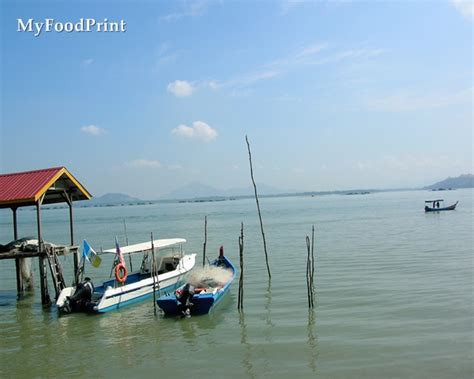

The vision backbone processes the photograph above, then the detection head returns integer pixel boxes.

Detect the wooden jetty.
[0,167,91,305]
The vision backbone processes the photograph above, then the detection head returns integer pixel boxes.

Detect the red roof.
[0,167,92,208]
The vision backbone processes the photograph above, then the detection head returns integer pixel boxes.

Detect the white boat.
[56,238,196,314]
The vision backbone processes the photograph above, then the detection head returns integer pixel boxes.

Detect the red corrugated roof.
[0,167,63,203]
[0,167,92,208]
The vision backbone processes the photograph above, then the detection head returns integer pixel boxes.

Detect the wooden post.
[245,135,271,279]
[37,197,50,305]
[124,219,133,271]
[12,207,24,297]
[306,226,316,309]
[63,191,78,281]
[238,222,244,311]
[306,236,313,308]
[311,225,315,292]
[202,216,207,267]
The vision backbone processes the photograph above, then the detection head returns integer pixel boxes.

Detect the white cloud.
[365,87,473,112]
[221,70,280,88]
[154,43,178,67]
[167,164,183,170]
[208,42,383,92]
[208,80,220,90]
[451,0,474,19]
[82,58,94,66]
[160,0,212,21]
[280,0,306,15]
[356,154,465,173]
[171,121,218,142]
[126,159,162,168]
[80,124,105,136]
[167,80,196,97]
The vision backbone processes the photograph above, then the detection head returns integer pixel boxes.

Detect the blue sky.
[1,0,472,198]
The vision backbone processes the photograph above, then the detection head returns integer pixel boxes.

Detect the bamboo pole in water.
[305,226,316,308]
[124,219,133,272]
[306,236,312,308]
[311,225,315,296]
[238,222,244,311]
[151,233,157,316]
[245,135,271,279]
[202,216,207,267]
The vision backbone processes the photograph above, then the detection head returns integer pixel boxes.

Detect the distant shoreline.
[11,187,466,211]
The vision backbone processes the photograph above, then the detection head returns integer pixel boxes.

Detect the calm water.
[0,190,472,378]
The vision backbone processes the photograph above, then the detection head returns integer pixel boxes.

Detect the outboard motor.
[176,283,195,318]
[60,278,94,314]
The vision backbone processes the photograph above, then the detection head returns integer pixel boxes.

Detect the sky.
[1,0,472,199]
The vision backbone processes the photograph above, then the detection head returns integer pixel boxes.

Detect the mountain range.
[161,181,292,200]
[87,193,141,205]
[89,174,473,204]
[423,174,474,190]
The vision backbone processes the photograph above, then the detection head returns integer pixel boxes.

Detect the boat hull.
[157,255,235,316]
[425,201,458,212]
[57,253,196,314]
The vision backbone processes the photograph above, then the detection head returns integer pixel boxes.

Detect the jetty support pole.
[62,191,78,282]
[245,135,271,279]
[12,207,24,297]
[36,195,50,306]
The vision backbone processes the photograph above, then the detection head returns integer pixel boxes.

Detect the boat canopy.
[102,238,186,255]
[425,199,444,203]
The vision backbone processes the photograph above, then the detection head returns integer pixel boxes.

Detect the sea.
[0,189,472,378]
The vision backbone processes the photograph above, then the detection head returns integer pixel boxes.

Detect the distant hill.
[89,193,141,205]
[424,174,474,190]
[163,182,222,199]
[162,181,290,200]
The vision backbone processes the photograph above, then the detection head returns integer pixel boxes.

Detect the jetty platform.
[0,167,91,305]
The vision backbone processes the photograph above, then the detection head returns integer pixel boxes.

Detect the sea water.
[0,189,472,378]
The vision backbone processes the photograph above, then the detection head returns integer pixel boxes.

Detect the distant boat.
[157,248,236,317]
[56,238,196,314]
[424,199,459,212]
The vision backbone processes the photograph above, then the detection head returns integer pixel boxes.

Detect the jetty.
[0,167,91,305]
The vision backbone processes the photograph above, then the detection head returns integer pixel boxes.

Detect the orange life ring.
[115,263,128,283]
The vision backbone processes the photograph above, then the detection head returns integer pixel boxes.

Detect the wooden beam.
[61,190,77,282]
[0,246,77,260]
[12,207,24,297]
[36,195,51,306]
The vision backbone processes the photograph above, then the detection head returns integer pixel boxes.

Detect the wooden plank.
[0,246,78,260]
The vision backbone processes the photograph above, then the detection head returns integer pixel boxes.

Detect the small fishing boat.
[156,247,236,317]
[57,238,196,314]
[424,199,459,212]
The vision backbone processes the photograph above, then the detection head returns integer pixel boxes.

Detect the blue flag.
[82,240,102,268]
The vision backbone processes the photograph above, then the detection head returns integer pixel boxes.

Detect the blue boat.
[157,248,236,317]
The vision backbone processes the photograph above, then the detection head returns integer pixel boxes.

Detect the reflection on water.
[264,280,275,338]
[239,312,255,379]
[177,316,198,343]
[0,290,17,307]
[307,308,317,373]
